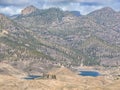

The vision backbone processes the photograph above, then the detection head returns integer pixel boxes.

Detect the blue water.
[79,71,100,77]
[24,75,41,80]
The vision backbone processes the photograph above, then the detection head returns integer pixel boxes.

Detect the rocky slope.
[0,13,59,74]
[0,6,120,75]
[13,6,120,66]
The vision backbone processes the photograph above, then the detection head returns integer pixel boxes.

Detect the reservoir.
[79,71,100,77]
[24,75,42,80]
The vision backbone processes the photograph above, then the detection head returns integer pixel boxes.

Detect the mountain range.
[0,5,120,74]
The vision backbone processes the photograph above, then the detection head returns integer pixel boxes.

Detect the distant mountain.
[87,7,120,46]
[88,7,116,15]
[0,6,120,75]
[87,7,117,25]
[70,11,81,16]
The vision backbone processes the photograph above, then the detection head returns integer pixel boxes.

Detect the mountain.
[0,6,120,75]
[0,13,60,74]
[70,11,81,16]
[13,6,120,67]
[14,7,85,66]
[88,7,120,31]
[88,7,116,16]
[0,6,120,90]
[87,7,120,46]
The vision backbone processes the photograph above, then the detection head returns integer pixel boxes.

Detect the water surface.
[79,71,100,77]
[24,75,41,80]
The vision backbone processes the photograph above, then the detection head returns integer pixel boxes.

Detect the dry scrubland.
[0,63,120,90]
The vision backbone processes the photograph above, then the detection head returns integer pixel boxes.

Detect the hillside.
[0,14,59,74]
[0,6,120,76]
[13,6,120,67]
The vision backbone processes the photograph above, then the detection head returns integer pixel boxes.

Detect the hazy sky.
[0,0,120,15]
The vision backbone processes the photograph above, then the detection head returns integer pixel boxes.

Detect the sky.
[0,0,120,15]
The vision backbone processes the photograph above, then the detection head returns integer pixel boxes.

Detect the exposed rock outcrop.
[21,5,37,15]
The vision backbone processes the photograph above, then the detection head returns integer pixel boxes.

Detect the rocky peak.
[21,5,38,15]
[99,7,116,13]
[88,7,116,16]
